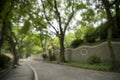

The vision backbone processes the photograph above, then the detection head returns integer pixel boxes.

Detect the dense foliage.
[87,55,101,65]
[0,54,10,68]
[70,39,83,48]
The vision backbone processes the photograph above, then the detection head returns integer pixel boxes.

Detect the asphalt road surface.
[28,60,120,80]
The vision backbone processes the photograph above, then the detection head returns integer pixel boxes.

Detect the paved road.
[3,62,33,80]
[29,61,120,80]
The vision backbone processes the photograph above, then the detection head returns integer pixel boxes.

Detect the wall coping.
[74,41,120,49]
[53,41,120,51]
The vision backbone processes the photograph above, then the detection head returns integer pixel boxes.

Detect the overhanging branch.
[40,0,58,34]
[64,0,75,33]
[54,0,62,33]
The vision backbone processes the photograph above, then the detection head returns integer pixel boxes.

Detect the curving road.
[28,60,120,80]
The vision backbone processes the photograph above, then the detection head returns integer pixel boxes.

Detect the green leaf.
[19,21,30,34]
[75,3,86,10]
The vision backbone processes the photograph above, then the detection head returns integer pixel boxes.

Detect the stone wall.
[53,41,120,62]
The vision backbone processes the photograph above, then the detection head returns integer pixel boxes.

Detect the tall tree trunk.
[102,0,116,70]
[0,23,5,52]
[11,44,18,66]
[59,34,65,62]
[7,36,18,66]
[107,26,116,70]
[0,20,7,54]
[0,27,4,52]
[0,0,14,53]
[39,34,45,51]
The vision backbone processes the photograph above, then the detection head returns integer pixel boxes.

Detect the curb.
[27,64,38,80]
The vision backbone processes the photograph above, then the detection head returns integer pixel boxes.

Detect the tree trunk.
[107,26,116,70]
[39,34,45,51]
[0,24,5,52]
[10,42,18,66]
[59,34,65,62]
[7,36,19,66]
[102,0,116,70]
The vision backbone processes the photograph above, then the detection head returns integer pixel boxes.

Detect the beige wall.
[53,41,120,62]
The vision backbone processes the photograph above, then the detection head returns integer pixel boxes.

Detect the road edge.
[27,64,38,80]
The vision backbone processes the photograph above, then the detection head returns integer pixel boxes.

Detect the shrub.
[69,61,112,71]
[84,33,96,43]
[42,53,56,61]
[51,53,56,61]
[48,53,57,61]
[70,39,83,48]
[87,55,101,64]
[42,54,48,60]
[0,54,11,68]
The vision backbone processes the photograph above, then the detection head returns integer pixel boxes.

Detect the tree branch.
[64,0,75,34]
[40,0,58,34]
[47,0,60,25]
[47,0,53,7]
[54,0,62,33]
[102,0,115,27]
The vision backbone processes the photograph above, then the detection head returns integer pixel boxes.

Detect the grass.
[67,61,113,71]
[45,60,120,72]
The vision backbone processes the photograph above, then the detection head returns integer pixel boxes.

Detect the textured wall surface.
[53,41,120,62]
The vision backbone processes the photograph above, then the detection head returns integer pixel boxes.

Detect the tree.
[40,0,76,62]
[0,0,15,53]
[6,34,18,66]
[52,37,60,49]
[0,0,39,66]
[22,32,42,55]
[32,9,48,51]
[70,39,83,48]
[65,33,76,47]
[95,22,108,41]
[101,0,120,70]
[0,0,20,66]
[11,25,29,65]
[74,0,107,43]
[12,0,48,52]
[75,25,96,43]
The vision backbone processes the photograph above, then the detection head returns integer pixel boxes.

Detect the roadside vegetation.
[68,56,120,72]
[0,54,11,71]
[68,61,112,71]
[45,56,120,72]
